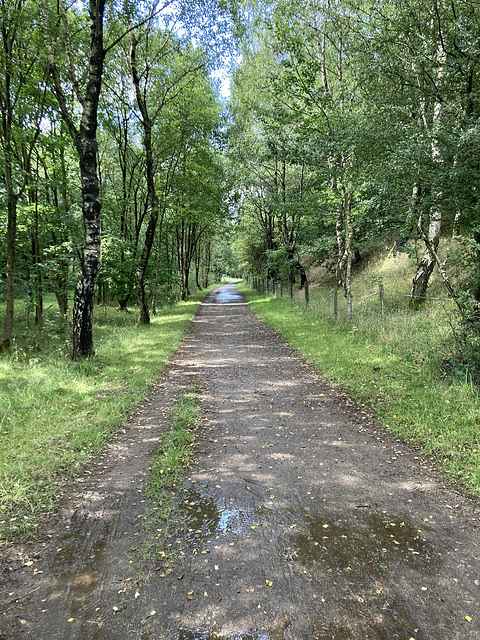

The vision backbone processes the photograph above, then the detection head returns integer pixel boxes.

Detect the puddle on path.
[179,488,257,542]
[179,488,434,574]
[175,615,290,640]
[176,630,271,640]
[50,516,111,618]
[285,512,435,576]
[176,490,436,640]
[214,284,244,304]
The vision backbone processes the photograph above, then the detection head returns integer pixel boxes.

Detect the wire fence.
[246,276,458,330]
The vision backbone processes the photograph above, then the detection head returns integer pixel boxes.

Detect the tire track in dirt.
[2,282,480,639]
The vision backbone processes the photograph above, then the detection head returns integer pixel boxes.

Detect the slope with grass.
[240,245,480,495]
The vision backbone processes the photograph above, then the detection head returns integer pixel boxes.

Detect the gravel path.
[2,282,480,639]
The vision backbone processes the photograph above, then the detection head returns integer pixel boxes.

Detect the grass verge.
[0,289,214,544]
[239,283,480,496]
[134,389,200,566]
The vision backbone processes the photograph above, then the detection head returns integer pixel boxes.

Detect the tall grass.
[0,288,215,543]
[239,246,480,496]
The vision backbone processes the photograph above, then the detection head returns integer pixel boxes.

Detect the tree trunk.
[1,194,18,350]
[54,285,69,322]
[135,190,158,324]
[0,17,18,350]
[130,33,159,325]
[335,198,345,290]
[31,184,43,326]
[343,185,354,319]
[151,214,164,316]
[72,134,102,357]
[411,23,446,304]
[410,207,441,304]
[195,247,202,290]
[203,240,211,288]
[43,0,106,358]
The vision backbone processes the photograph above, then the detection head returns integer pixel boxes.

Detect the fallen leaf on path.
[465,616,472,622]
[266,580,273,586]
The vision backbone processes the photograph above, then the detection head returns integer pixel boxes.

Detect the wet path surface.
[2,282,480,639]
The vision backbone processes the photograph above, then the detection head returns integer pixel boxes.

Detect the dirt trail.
[2,282,480,639]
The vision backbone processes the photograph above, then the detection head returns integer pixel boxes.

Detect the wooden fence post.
[379,283,386,328]
[334,280,338,319]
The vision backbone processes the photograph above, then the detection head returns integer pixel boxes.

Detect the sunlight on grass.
[240,270,480,496]
[0,286,217,543]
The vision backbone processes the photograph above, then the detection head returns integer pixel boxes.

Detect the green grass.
[134,389,200,566]
[147,389,200,497]
[239,270,480,496]
[0,289,214,544]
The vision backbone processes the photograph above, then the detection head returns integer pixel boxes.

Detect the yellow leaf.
[265,580,273,587]
[465,616,472,622]
[67,618,75,623]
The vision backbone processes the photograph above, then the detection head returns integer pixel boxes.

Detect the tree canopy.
[1,0,480,357]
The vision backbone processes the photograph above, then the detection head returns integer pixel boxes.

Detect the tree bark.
[1,193,18,350]
[411,15,446,303]
[0,6,17,350]
[72,1,105,357]
[410,206,441,304]
[130,33,159,325]
[42,0,106,358]
[343,184,354,319]
[203,240,211,288]
[30,177,43,326]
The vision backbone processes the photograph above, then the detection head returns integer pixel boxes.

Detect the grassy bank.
[0,288,215,543]
[240,283,480,496]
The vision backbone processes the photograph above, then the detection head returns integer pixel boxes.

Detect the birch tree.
[41,0,107,358]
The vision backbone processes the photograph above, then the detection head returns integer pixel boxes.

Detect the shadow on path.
[2,282,480,639]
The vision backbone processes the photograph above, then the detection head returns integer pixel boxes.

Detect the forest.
[1,0,480,365]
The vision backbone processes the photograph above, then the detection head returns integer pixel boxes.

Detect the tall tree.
[41,0,107,358]
[0,0,47,349]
